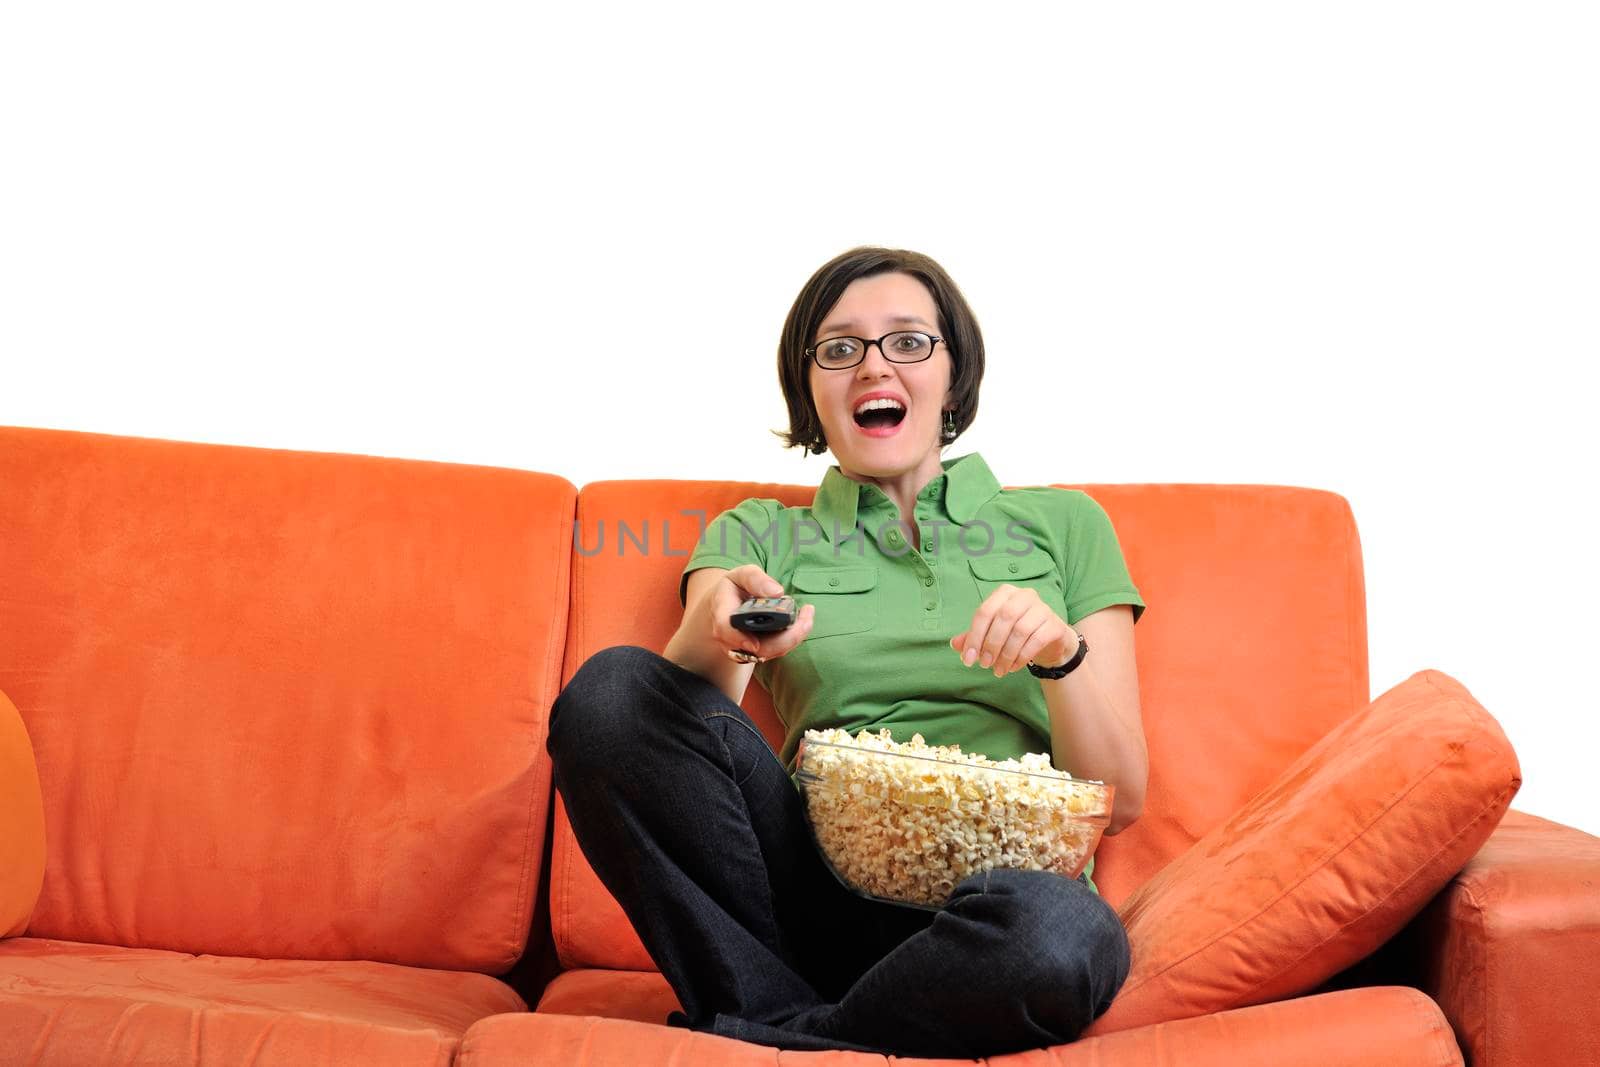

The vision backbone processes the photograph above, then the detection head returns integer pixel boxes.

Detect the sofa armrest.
[1,687,47,938]
[1387,809,1600,1067]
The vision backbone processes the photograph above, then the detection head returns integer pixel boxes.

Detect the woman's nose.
[855,341,893,376]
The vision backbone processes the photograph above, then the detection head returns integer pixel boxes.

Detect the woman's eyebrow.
[817,314,934,336]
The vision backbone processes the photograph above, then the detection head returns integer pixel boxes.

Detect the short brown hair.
[775,246,985,456]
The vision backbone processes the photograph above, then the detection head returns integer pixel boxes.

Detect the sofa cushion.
[536,967,680,1026]
[0,937,526,1065]
[1084,669,1520,1036]
[0,688,45,938]
[0,427,575,971]
[471,986,1459,1065]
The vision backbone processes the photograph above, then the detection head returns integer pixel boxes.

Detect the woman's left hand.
[950,585,1078,678]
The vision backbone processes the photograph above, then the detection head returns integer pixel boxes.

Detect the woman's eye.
[822,340,857,360]
[894,335,926,351]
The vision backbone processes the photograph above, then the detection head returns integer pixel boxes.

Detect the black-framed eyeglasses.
[805,331,943,370]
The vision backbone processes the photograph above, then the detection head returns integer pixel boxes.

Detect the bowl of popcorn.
[794,727,1114,910]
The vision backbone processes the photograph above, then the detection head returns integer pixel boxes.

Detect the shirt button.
[828,577,839,587]
[887,530,902,545]
[1008,562,1020,573]
[924,601,936,610]
[923,577,934,587]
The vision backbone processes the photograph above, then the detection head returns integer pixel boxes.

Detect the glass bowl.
[794,736,1114,910]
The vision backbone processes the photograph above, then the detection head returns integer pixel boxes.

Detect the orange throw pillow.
[1086,669,1520,1035]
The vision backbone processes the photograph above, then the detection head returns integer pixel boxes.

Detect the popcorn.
[795,727,1113,908]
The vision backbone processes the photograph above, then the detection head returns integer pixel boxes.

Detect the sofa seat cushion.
[462,985,1459,1065]
[0,937,526,1065]
[1085,670,1520,1037]
[536,968,680,1025]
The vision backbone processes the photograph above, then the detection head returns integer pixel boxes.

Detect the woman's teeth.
[853,398,907,428]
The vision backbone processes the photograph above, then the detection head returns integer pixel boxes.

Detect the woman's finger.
[722,602,814,665]
[1012,621,1064,676]
[725,564,784,600]
[993,603,1053,676]
[761,602,815,660]
[976,587,1034,669]
[958,587,1010,666]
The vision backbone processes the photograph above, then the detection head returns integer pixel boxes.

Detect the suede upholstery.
[1084,669,1520,1035]
[0,689,45,939]
[476,986,1462,1067]
[3,425,1596,1066]
[0,938,526,1065]
[0,427,572,971]
[1385,809,1600,1066]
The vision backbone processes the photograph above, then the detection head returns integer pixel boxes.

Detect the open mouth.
[853,399,907,431]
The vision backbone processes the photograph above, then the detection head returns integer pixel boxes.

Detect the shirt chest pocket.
[790,565,878,640]
[968,552,1068,616]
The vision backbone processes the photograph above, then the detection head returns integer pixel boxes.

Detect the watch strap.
[1027,633,1089,679]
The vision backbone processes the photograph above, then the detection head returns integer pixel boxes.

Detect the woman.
[546,247,1147,1058]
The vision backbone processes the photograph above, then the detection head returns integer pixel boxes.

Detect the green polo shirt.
[681,453,1146,897]
[682,453,1147,765]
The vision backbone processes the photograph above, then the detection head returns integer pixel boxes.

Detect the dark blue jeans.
[546,645,1131,1058]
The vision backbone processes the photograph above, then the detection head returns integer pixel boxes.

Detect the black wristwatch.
[1027,633,1089,679]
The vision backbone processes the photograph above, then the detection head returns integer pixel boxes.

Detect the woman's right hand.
[709,564,815,664]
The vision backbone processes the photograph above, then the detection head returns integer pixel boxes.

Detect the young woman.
[547,247,1147,1058]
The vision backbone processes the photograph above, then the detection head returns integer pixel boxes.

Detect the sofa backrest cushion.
[1083,482,1371,898]
[551,479,1371,972]
[0,427,574,971]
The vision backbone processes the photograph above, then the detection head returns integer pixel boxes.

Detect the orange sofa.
[2,425,1596,1066]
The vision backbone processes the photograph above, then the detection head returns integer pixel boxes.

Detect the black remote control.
[731,595,798,634]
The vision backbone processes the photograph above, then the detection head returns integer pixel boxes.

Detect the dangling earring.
[941,409,957,443]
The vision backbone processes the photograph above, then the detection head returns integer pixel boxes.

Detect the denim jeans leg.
[546,644,1130,1057]
[752,867,1132,1058]
[546,644,830,1028]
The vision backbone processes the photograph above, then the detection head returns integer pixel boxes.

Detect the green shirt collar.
[812,452,1002,539]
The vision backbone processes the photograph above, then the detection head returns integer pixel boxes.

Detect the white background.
[3,3,1596,834]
